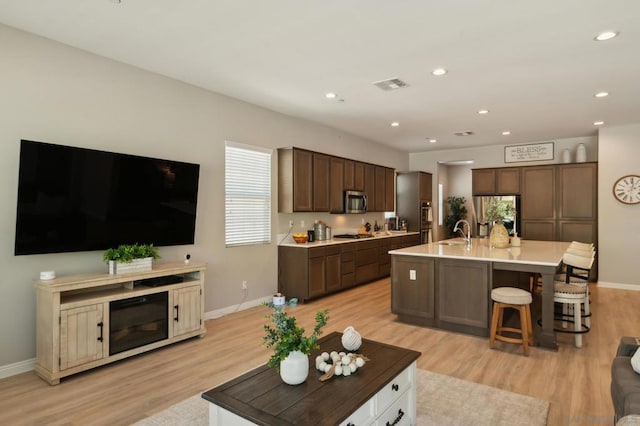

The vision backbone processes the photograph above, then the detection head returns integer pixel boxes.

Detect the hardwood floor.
[0,279,638,425]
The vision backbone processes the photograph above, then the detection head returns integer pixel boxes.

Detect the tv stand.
[35,262,206,385]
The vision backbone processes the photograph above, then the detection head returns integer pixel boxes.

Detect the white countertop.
[279,231,420,248]
[389,238,571,266]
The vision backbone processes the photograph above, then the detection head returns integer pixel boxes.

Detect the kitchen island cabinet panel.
[437,259,489,335]
[391,256,435,322]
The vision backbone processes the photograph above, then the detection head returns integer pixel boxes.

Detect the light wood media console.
[35,261,206,385]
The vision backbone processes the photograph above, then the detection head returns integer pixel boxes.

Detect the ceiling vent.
[454,131,474,136]
[372,78,409,91]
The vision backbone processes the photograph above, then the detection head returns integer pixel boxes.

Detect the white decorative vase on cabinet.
[279,350,309,385]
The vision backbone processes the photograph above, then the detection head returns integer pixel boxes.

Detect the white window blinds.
[225,143,272,247]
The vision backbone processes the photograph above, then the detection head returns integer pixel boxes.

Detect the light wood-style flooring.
[1,279,638,425]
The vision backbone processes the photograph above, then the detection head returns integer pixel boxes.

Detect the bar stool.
[490,287,533,355]
[552,252,594,348]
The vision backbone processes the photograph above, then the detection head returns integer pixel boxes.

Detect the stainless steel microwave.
[344,190,367,214]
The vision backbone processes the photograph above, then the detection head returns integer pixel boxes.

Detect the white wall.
[0,24,408,367]
[597,124,640,288]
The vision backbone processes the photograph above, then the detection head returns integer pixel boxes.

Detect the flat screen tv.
[15,140,200,255]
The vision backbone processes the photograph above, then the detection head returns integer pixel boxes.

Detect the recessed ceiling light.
[502,131,511,136]
[391,122,400,127]
[478,109,489,115]
[431,68,447,76]
[429,139,437,143]
[594,31,618,41]
[325,92,337,99]
[594,91,609,98]
[594,121,605,126]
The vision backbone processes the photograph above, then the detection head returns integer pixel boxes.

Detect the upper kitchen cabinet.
[329,157,345,213]
[385,168,395,212]
[278,147,395,213]
[420,172,432,201]
[521,166,555,220]
[344,160,365,191]
[472,167,520,195]
[558,163,597,220]
[364,164,376,211]
[278,148,313,212]
[374,166,386,211]
[313,153,330,212]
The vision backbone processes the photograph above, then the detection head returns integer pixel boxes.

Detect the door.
[437,259,489,329]
[172,286,202,337]
[391,256,435,320]
[521,166,555,220]
[60,304,105,370]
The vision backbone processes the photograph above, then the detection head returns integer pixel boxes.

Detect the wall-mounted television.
[15,140,200,255]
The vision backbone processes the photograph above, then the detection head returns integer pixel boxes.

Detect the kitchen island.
[389,238,570,349]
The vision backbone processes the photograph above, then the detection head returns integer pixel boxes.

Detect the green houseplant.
[103,243,160,274]
[445,196,468,237]
[263,306,329,384]
[484,197,516,223]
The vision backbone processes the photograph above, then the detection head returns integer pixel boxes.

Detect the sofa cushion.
[633,349,640,375]
[612,356,640,420]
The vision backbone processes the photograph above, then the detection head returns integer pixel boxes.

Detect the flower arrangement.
[102,243,160,263]
[485,197,516,223]
[262,306,329,369]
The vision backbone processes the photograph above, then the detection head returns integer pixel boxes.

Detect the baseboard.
[597,281,640,291]
[0,358,35,380]
[205,295,272,320]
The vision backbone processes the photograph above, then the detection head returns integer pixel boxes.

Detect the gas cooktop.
[333,234,373,239]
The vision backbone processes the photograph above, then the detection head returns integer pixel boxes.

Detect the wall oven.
[344,190,367,214]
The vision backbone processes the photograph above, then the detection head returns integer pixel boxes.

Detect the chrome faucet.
[453,220,471,245]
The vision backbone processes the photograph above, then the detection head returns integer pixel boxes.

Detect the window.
[225,142,272,247]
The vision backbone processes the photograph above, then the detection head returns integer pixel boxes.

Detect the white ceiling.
[1,0,639,153]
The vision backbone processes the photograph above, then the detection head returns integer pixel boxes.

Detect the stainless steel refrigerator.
[472,195,520,238]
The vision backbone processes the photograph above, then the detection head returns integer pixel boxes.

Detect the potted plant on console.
[103,243,160,275]
[263,306,329,385]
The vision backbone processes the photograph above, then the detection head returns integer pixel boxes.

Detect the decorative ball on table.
[341,326,362,351]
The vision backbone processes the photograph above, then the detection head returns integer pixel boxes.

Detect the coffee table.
[202,331,421,425]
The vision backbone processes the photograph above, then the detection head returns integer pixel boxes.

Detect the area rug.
[134,369,549,425]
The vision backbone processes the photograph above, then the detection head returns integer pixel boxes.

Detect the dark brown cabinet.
[329,157,345,213]
[391,256,435,321]
[437,259,489,332]
[364,164,376,211]
[420,172,432,201]
[313,153,330,212]
[278,147,394,213]
[385,168,395,212]
[472,167,520,195]
[278,148,313,212]
[520,162,597,244]
[374,166,386,211]
[278,235,419,302]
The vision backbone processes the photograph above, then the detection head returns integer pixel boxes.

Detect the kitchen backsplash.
[277,212,390,236]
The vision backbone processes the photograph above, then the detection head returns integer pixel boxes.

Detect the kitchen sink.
[437,240,468,246]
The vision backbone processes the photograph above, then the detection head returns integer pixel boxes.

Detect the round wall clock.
[613,175,640,204]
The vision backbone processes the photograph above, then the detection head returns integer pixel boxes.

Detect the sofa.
[612,336,640,424]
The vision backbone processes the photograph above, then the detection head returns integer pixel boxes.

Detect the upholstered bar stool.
[489,287,533,355]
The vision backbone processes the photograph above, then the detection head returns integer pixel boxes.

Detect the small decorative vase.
[575,143,587,163]
[561,149,571,163]
[279,350,309,385]
[510,232,521,247]
[342,326,362,351]
[489,221,510,248]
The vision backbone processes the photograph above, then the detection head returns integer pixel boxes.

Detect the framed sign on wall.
[504,142,554,163]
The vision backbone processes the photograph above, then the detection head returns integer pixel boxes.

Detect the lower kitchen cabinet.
[437,259,489,333]
[391,256,435,322]
[391,256,490,337]
[278,234,420,302]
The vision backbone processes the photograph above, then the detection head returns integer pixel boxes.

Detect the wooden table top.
[202,331,421,426]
